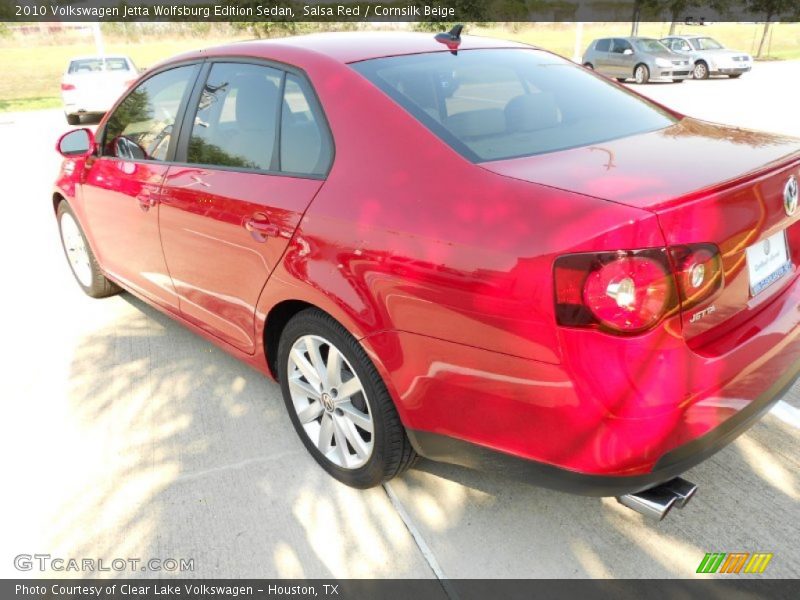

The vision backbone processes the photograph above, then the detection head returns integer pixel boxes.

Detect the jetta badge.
[785,175,799,216]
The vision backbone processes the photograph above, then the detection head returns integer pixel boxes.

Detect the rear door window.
[595,39,611,52]
[280,73,333,176]
[186,63,283,171]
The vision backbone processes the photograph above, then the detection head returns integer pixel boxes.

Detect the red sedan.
[53,31,800,519]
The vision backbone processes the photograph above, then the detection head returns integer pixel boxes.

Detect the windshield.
[352,49,677,162]
[690,37,724,50]
[635,39,670,53]
[68,57,133,74]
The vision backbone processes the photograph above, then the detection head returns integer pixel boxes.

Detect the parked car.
[61,55,139,125]
[660,35,753,79]
[582,37,692,83]
[52,31,800,520]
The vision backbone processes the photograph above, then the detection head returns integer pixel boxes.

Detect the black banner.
[4,579,800,600]
[3,0,800,23]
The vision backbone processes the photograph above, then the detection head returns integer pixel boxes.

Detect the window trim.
[173,56,335,180]
[97,60,203,165]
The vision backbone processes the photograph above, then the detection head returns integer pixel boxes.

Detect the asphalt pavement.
[0,60,798,580]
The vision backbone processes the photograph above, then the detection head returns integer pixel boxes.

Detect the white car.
[660,35,753,79]
[61,55,139,125]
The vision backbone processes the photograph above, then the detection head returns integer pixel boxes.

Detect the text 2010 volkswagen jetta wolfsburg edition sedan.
[53,31,800,519]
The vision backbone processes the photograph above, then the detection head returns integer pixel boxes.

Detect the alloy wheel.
[635,65,647,84]
[60,212,92,287]
[287,335,374,469]
[693,63,707,79]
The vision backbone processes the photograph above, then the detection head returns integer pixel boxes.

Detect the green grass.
[0,37,247,113]
[2,23,799,113]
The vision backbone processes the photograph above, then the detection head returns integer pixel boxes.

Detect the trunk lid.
[483,117,800,342]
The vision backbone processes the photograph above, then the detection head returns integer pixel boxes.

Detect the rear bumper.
[407,356,798,496]
[366,268,800,494]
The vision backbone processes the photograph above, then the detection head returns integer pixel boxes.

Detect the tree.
[747,0,799,58]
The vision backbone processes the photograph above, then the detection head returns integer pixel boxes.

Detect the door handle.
[136,189,159,212]
[244,213,280,241]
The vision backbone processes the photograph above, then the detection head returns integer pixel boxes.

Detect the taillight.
[554,244,724,335]
[554,249,678,334]
[669,243,724,310]
[61,83,76,91]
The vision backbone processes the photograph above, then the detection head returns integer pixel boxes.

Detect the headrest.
[505,93,560,132]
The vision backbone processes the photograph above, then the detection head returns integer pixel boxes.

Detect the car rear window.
[68,57,132,74]
[352,49,677,162]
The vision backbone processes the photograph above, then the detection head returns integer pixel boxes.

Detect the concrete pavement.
[0,61,798,580]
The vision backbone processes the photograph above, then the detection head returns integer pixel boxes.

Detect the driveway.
[1,60,798,580]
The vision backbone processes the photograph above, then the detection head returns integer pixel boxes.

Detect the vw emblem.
[763,238,771,255]
[785,175,799,217]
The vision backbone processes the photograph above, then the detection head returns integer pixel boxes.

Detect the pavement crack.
[382,481,458,599]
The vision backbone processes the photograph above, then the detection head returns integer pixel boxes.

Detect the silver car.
[660,35,752,80]
[582,37,692,84]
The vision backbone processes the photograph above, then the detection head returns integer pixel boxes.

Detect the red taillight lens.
[669,243,723,310]
[554,249,678,334]
[61,83,76,91]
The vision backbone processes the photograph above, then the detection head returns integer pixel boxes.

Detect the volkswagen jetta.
[52,32,800,515]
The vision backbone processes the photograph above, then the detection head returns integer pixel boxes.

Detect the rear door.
[158,61,333,353]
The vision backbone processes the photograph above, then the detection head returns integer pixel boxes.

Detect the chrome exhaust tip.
[661,477,698,509]
[616,477,697,520]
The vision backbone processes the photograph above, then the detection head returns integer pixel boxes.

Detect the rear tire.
[277,308,417,488]
[65,113,80,126]
[583,63,594,70]
[615,77,627,82]
[634,64,650,84]
[57,201,121,298]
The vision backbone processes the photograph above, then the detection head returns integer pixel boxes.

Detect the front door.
[609,38,635,78]
[81,64,199,310]
[159,62,333,352]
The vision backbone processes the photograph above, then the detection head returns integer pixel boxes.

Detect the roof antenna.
[435,24,463,55]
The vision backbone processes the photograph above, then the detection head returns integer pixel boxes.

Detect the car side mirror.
[56,128,95,158]
[623,48,634,56]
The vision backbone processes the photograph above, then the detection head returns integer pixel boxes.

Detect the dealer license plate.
[745,230,792,296]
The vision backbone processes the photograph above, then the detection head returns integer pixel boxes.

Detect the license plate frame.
[746,230,792,297]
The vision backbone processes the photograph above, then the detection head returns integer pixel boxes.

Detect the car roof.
[186,32,534,65]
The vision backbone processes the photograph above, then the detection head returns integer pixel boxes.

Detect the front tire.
[634,64,650,84]
[277,309,417,488]
[57,201,120,298]
[693,61,709,80]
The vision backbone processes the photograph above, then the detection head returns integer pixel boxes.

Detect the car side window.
[611,39,632,54]
[679,40,692,51]
[280,73,333,176]
[595,39,610,52]
[186,63,282,171]
[103,65,196,161]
